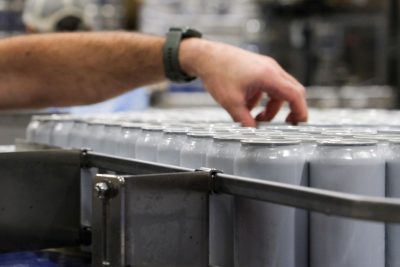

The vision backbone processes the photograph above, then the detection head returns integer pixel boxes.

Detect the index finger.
[268,75,308,123]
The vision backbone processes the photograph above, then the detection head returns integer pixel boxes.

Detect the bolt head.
[95,182,109,199]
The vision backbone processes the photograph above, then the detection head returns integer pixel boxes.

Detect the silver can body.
[135,127,164,162]
[386,141,400,267]
[26,117,41,143]
[68,121,89,149]
[36,118,56,145]
[157,130,187,165]
[205,136,242,267]
[51,119,75,148]
[234,139,307,267]
[180,133,213,169]
[101,124,122,155]
[310,140,385,267]
[85,122,106,152]
[117,125,142,158]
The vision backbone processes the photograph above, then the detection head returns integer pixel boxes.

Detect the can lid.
[121,122,145,129]
[241,138,301,146]
[259,125,299,132]
[317,139,378,146]
[284,136,318,143]
[353,134,392,142]
[163,127,189,134]
[378,128,400,135]
[388,138,400,144]
[187,131,215,137]
[213,134,246,141]
[141,125,166,131]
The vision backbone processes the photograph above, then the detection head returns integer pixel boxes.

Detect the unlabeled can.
[116,123,143,158]
[205,134,245,267]
[26,116,42,143]
[68,119,89,149]
[100,122,122,155]
[35,116,57,145]
[157,127,188,165]
[385,139,400,267]
[180,131,214,169]
[310,139,385,267]
[135,125,165,161]
[234,139,307,267]
[84,120,106,151]
[51,117,75,148]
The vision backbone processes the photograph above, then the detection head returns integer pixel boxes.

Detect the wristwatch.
[163,27,202,83]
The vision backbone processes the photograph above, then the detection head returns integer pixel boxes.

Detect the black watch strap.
[163,27,202,83]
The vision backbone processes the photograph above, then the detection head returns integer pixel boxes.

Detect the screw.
[95,182,109,199]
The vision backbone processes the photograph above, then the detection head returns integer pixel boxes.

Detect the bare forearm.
[0,32,165,109]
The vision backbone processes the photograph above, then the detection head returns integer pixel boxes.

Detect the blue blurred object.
[47,88,150,114]
[0,251,90,267]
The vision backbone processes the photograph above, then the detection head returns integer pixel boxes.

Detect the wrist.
[179,38,210,78]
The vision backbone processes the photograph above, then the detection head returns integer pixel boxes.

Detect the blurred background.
[0,0,399,110]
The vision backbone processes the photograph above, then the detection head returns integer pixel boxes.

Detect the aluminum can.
[205,135,245,267]
[234,139,307,267]
[386,139,400,267]
[310,139,385,267]
[35,116,57,145]
[26,116,42,143]
[157,127,189,165]
[179,131,214,169]
[67,119,89,149]
[51,117,75,148]
[135,125,165,161]
[117,123,143,158]
[84,120,106,151]
[99,122,122,155]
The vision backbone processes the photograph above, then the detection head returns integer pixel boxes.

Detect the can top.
[388,138,400,144]
[163,127,189,134]
[317,139,378,146]
[121,122,145,129]
[378,128,400,135]
[241,138,301,146]
[213,134,246,141]
[141,125,165,131]
[187,131,215,137]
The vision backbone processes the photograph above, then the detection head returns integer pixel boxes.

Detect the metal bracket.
[195,167,223,194]
[92,174,125,267]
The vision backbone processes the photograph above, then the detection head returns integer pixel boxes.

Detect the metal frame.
[2,149,400,264]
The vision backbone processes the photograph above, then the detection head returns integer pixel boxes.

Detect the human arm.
[0,31,307,125]
[0,32,165,109]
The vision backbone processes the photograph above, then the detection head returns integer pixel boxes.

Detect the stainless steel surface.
[93,171,212,267]
[84,151,190,175]
[215,173,400,223]
[92,174,125,267]
[0,150,81,251]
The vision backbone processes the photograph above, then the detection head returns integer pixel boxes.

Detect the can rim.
[121,122,145,128]
[317,139,378,146]
[241,138,301,146]
[163,127,189,134]
[213,134,246,141]
[141,125,166,131]
[187,131,215,137]
[388,138,400,144]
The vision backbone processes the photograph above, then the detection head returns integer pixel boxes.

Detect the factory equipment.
[3,108,400,266]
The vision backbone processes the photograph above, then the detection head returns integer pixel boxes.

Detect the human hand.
[180,39,308,127]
